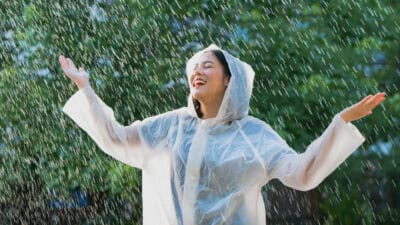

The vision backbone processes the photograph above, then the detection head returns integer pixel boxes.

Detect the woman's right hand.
[59,55,90,89]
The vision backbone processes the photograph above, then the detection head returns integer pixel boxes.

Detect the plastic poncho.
[62,44,366,225]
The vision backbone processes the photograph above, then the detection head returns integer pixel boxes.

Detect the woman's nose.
[192,67,202,77]
[193,66,202,74]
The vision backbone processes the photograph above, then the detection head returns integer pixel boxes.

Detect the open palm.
[59,55,89,89]
[340,92,386,123]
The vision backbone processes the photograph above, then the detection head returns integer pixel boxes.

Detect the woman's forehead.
[193,51,217,64]
[186,49,222,76]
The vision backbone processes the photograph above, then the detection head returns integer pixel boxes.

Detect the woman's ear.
[224,76,230,86]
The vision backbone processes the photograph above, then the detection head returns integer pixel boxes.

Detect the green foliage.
[1,0,399,223]
[319,144,400,224]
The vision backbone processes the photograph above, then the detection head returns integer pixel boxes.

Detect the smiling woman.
[60,44,385,225]
[190,50,231,120]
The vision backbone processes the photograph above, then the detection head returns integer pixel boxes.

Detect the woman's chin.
[191,89,207,100]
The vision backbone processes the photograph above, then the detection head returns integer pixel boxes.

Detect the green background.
[1,0,399,224]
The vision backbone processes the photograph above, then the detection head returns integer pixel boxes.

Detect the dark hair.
[194,49,231,118]
[208,50,231,78]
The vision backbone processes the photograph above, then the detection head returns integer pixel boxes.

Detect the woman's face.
[189,51,230,103]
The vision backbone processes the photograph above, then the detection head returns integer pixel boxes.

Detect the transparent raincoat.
[62,44,366,225]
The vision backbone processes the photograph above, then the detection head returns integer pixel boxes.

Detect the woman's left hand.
[340,92,386,123]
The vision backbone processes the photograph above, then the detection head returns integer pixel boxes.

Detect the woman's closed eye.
[193,61,214,70]
[194,65,211,70]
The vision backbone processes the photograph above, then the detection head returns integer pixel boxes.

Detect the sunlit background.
[1,0,399,224]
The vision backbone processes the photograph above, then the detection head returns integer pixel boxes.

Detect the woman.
[60,44,385,225]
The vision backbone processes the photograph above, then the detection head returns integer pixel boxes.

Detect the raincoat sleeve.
[264,111,366,191]
[62,85,177,169]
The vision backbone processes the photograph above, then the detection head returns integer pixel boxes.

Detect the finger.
[60,56,67,67]
[360,95,373,104]
[365,93,383,105]
[66,58,72,67]
[368,96,386,110]
[375,92,386,97]
[356,94,385,114]
[67,58,77,69]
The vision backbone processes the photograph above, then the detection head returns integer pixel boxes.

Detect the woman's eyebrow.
[194,60,215,68]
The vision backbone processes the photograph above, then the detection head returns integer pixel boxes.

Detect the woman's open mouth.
[193,79,206,88]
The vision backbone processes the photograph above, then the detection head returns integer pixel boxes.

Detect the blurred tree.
[0,0,399,224]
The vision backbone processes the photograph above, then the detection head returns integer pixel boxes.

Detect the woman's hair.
[194,49,231,118]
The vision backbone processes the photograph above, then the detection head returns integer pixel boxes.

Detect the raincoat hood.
[185,44,255,125]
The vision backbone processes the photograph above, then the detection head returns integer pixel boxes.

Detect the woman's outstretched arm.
[60,55,145,168]
[267,93,385,191]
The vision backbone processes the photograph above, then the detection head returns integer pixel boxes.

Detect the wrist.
[77,81,90,90]
[340,113,351,123]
